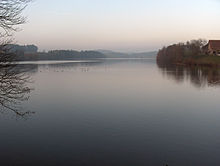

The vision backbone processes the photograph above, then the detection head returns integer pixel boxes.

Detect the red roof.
[209,40,220,50]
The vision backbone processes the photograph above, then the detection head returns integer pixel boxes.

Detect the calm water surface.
[1,59,220,166]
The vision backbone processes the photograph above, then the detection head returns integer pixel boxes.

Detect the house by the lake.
[203,40,220,56]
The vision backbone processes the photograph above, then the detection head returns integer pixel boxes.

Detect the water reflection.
[0,64,36,117]
[1,60,220,166]
[157,62,220,87]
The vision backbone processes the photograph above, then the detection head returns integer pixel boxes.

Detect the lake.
[1,59,220,166]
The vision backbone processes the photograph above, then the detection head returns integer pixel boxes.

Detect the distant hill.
[14,50,106,61]
[97,50,157,58]
[130,51,157,58]
[97,50,128,58]
[6,44,156,61]
[8,44,38,54]
[40,50,106,60]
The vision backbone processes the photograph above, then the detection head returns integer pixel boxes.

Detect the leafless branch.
[0,0,32,36]
[0,0,33,117]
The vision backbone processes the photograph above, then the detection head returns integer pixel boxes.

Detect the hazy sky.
[14,0,220,52]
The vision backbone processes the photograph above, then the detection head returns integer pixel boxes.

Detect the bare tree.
[0,0,31,36]
[0,0,32,62]
[0,0,33,117]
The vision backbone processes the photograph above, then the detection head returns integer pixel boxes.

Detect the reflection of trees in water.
[0,64,36,117]
[157,62,220,88]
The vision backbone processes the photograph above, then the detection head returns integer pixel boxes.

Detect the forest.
[157,39,220,67]
[12,48,106,61]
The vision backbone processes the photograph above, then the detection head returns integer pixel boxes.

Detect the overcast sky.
[14,0,220,52]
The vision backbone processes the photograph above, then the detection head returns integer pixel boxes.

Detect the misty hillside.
[8,44,38,54]
[8,44,157,61]
[97,50,157,58]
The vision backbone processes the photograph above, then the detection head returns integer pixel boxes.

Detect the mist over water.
[1,59,220,166]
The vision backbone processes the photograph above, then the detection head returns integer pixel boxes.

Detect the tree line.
[13,49,106,61]
[157,39,207,65]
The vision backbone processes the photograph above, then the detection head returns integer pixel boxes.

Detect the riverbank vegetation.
[157,39,220,67]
